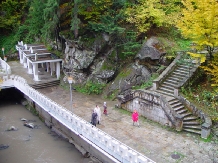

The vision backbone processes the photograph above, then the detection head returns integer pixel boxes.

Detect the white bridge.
[0,58,155,163]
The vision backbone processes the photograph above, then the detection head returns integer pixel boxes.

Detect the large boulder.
[135,36,165,60]
[104,62,151,98]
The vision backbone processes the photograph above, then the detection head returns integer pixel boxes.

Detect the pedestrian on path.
[103,102,107,115]
[91,109,98,126]
[132,109,139,127]
[95,105,101,124]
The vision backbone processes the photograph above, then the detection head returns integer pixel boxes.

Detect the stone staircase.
[168,97,201,134]
[155,61,201,135]
[29,80,60,89]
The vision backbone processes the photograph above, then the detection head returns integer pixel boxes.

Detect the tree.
[124,0,180,34]
[202,54,218,87]
[71,0,81,39]
[177,0,218,58]
[0,0,27,33]
[41,0,60,40]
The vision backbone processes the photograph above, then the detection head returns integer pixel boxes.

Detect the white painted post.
[56,62,60,79]
[50,62,53,76]
[27,60,33,74]
[23,56,27,68]
[46,62,50,72]
[33,63,39,81]
[19,48,23,63]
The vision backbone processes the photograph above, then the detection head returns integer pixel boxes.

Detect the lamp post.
[68,76,73,113]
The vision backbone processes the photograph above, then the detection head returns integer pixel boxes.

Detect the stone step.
[183,125,201,130]
[170,102,183,108]
[177,66,189,71]
[183,121,201,125]
[183,128,201,135]
[183,116,199,121]
[158,87,174,94]
[172,71,188,77]
[176,109,187,114]
[155,90,174,97]
[168,76,184,82]
[30,80,60,89]
[174,69,188,74]
[162,81,177,88]
[168,98,180,105]
[160,84,174,90]
[180,112,192,118]
[174,106,186,113]
[164,79,179,85]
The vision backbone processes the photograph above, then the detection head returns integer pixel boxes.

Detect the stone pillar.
[56,62,60,79]
[201,123,211,139]
[175,115,183,131]
[174,88,179,97]
[33,63,39,81]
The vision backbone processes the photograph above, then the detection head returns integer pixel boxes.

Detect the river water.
[0,100,93,163]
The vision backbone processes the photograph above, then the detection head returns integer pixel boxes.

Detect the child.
[103,102,107,115]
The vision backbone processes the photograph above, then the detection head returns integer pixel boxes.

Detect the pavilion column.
[19,48,23,64]
[50,62,54,76]
[23,56,27,68]
[56,62,60,79]
[33,63,39,81]
[46,62,50,72]
[28,60,33,74]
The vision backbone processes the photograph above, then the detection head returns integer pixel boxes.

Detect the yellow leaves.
[177,0,218,50]
[187,52,206,63]
[125,0,169,33]
[201,54,218,87]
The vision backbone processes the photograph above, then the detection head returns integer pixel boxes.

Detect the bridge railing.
[7,75,155,163]
[0,57,11,75]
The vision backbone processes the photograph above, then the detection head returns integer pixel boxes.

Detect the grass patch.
[200,134,213,142]
[75,81,106,95]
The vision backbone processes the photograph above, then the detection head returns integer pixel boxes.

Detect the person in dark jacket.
[91,109,98,126]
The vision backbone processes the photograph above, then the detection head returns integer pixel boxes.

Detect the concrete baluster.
[111,140,118,153]
[103,135,111,153]
[119,145,128,160]
[127,150,137,163]
[137,156,147,163]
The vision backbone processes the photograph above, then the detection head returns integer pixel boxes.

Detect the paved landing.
[9,61,218,163]
[38,87,218,163]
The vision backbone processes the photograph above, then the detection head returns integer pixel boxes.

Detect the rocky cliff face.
[62,35,166,98]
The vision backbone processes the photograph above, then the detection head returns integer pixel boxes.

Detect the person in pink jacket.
[132,109,139,127]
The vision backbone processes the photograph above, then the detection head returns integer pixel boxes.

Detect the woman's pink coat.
[132,111,139,122]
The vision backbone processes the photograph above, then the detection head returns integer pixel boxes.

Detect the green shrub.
[75,81,106,95]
